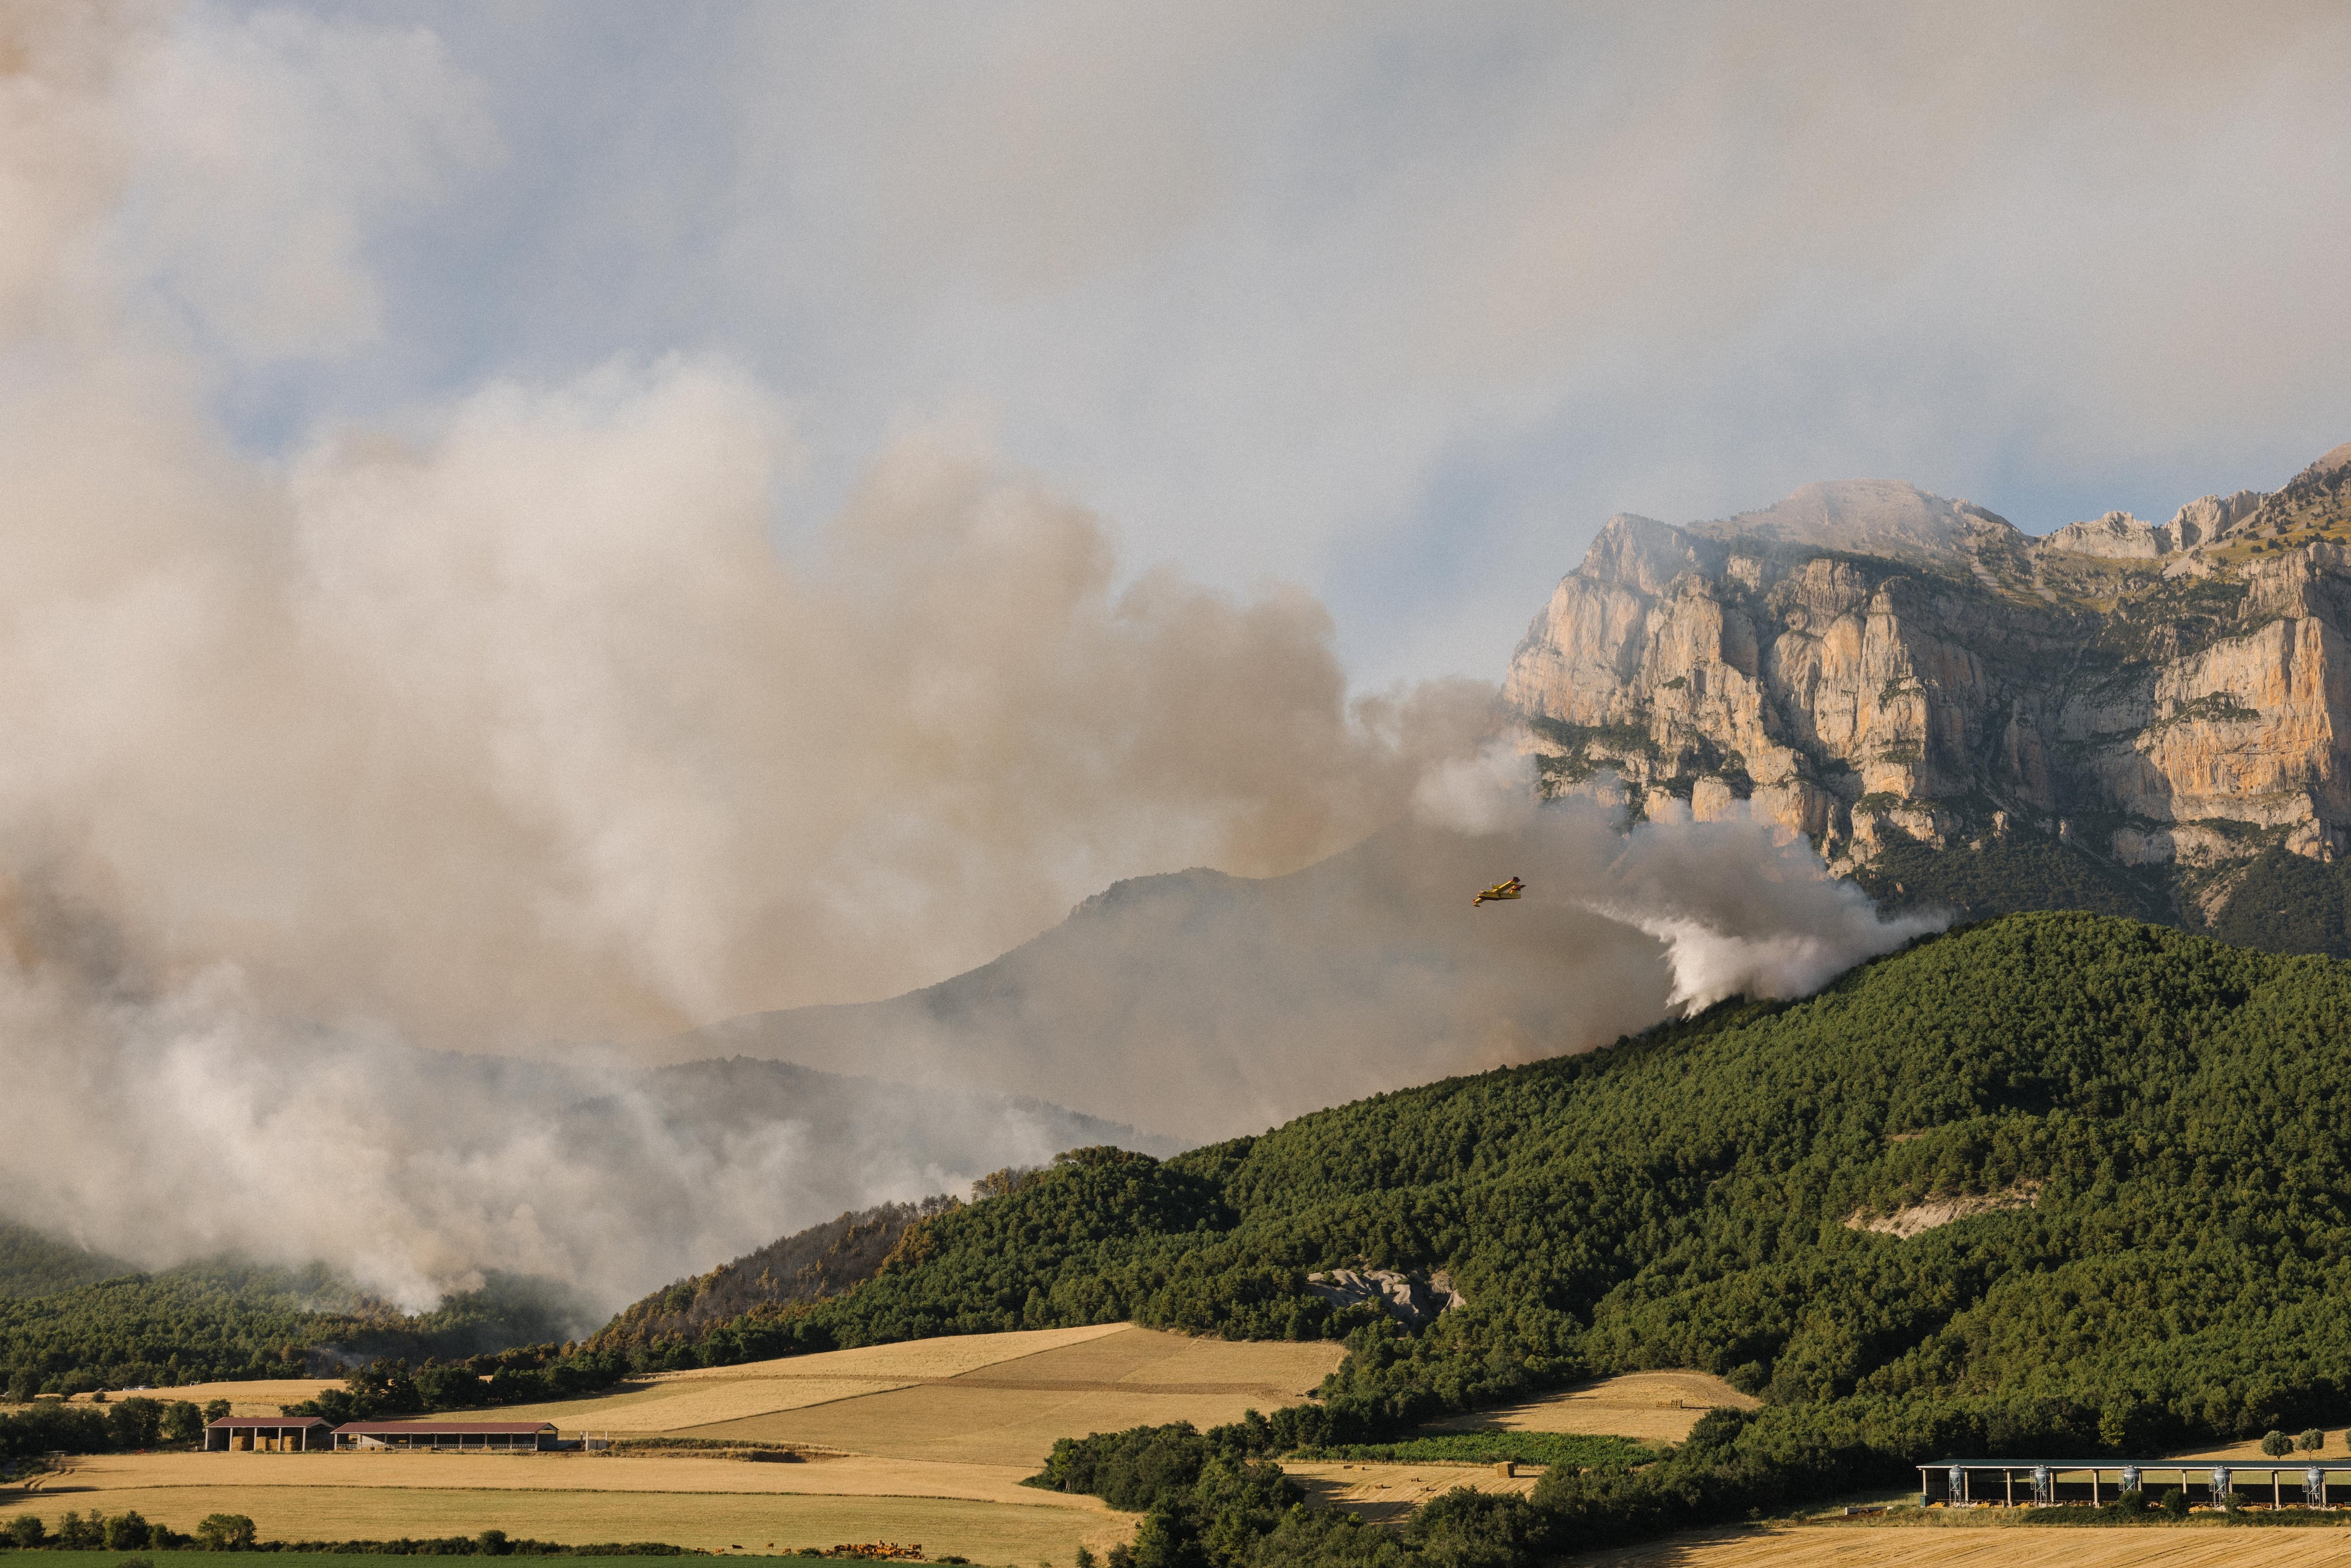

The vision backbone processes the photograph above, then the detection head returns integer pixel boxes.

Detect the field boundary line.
[55,1480,1108,1510]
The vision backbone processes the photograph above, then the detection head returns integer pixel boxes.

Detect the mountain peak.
[1685,478,2015,564]
[1506,438,2351,913]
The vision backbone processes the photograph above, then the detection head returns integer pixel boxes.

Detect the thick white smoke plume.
[0,8,1949,1309]
[1600,800,1950,1013]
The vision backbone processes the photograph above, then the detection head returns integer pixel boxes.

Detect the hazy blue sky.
[92,1,2351,687]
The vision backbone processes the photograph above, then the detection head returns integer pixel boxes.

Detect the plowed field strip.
[0,1482,1123,1563]
[1581,1524,2351,1568]
[612,1372,1313,1394]
[21,1451,1098,1509]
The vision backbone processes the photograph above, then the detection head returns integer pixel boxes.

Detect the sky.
[79,0,2351,690]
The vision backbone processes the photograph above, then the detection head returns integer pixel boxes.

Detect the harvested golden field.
[1283,1460,1538,1526]
[1424,1369,1756,1445]
[672,1324,1347,1466]
[19,1451,1097,1507]
[1579,1521,2351,1567]
[486,1323,1134,1432]
[0,1324,1349,1560]
[3,1451,1125,1563]
[30,1380,344,1416]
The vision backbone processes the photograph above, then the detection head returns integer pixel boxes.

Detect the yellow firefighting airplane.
[1473,876,1525,906]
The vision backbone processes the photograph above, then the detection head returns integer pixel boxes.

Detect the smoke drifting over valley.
[682,778,1945,1146]
[0,7,1938,1312]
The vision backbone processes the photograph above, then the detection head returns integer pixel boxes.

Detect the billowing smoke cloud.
[682,765,1945,1145]
[0,7,1492,1305]
[1,937,1153,1313]
[1597,800,1950,1013]
[0,8,1942,1309]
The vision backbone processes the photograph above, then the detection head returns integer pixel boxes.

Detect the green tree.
[2300,1429,2326,1452]
[200,1399,230,1424]
[2262,1430,2293,1457]
[105,1395,163,1450]
[2162,1487,2192,1519]
[5,1514,45,1546]
[103,1510,152,1550]
[196,1514,259,1552]
[160,1400,205,1445]
[197,1513,257,1551]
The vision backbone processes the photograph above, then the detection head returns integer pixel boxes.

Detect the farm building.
[205,1415,332,1452]
[1922,1458,2351,1508]
[332,1419,560,1453]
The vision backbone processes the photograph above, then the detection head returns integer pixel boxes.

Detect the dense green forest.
[561,911,2351,1561]
[0,1225,134,1302]
[1854,832,2177,928]
[0,1264,585,1397]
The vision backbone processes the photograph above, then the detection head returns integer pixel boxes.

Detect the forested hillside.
[0,1264,587,1397]
[586,1195,961,1355]
[592,911,2351,1559]
[0,1224,134,1301]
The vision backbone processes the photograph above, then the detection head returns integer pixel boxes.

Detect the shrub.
[103,1512,152,1551]
[2162,1487,2191,1519]
[197,1513,258,1550]
[1404,1487,1556,1566]
[160,1399,205,1445]
[105,1396,163,1451]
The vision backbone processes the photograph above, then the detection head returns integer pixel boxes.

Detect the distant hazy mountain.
[1503,439,2351,947]
[651,817,1705,1144]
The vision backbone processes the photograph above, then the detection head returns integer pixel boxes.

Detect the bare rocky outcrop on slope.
[1304,1267,1466,1327]
[1503,441,2351,905]
[1845,1183,2040,1239]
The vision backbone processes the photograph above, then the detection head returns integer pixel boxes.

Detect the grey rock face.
[1503,443,2351,874]
[1305,1267,1467,1327]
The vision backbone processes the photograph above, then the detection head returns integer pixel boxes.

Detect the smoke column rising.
[0,8,1943,1310]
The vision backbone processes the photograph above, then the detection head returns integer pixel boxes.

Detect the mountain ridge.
[1504,438,2351,940]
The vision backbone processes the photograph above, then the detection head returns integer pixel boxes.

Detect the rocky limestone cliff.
[1504,441,2351,912]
